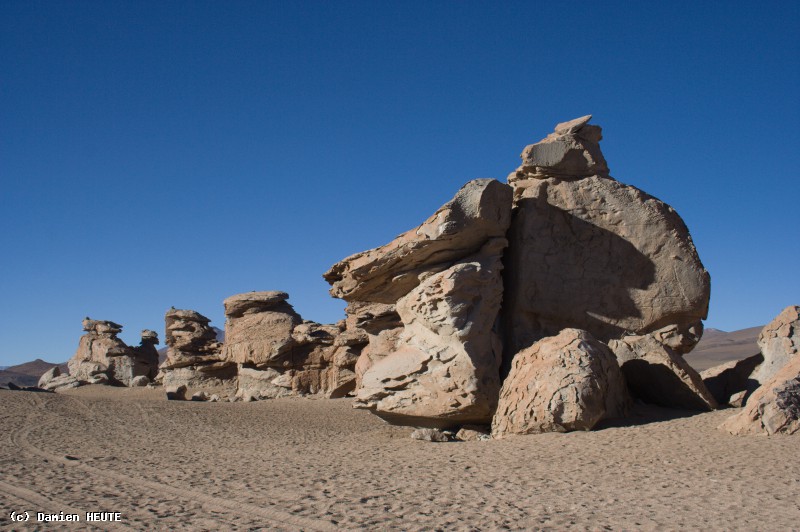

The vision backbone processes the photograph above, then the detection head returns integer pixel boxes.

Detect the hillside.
[684,326,763,372]
[0,359,68,388]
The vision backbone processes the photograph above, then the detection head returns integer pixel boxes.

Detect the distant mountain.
[684,326,763,372]
[0,359,68,388]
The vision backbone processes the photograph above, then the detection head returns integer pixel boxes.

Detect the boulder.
[752,305,799,385]
[701,353,763,406]
[40,374,82,392]
[609,334,717,411]
[324,179,513,303]
[354,241,507,427]
[492,329,629,438]
[410,428,452,442]
[455,426,491,442]
[236,366,291,401]
[38,366,61,388]
[166,384,187,401]
[67,318,135,382]
[502,116,710,361]
[129,375,149,387]
[720,353,800,435]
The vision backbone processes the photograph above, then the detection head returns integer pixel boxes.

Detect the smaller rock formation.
[492,329,629,438]
[66,318,158,386]
[609,334,717,411]
[701,353,763,406]
[720,354,800,435]
[166,384,188,401]
[410,428,452,442]
[222,291,359,400]
[159,309,234,389]
[752,305,799,385]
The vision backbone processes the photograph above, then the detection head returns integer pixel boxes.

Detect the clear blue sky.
[1,1,798,365]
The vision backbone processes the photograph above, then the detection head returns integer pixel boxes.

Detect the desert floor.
[1,386,798,531]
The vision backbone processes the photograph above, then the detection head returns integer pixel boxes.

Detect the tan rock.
[609,334,717,411]
[354,242,506,427]
[324,179,513,303]
[752,305,799,385]
[701,353,763,406]
[719,353,800,435]
[159,309,233,389]
[502,117,710,359]
[222,292,301,366]
[492,329,629,438]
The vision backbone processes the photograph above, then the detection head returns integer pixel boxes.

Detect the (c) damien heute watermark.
[9,511,123,523]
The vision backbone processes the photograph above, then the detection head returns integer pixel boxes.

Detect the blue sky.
[1,1,798,365]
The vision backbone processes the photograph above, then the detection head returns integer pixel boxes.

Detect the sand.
[1,386,798,531]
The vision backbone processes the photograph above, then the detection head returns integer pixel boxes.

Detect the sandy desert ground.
[1,386,798,531]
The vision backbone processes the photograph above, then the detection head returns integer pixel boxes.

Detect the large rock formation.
[752,305,799,385]
[323,117,713,431]
[492,329,629,437]
[158,309,235,389]
[222,291,358,400]
[502,115,710,357]
[325,179,513,427]
[609,333,717,411]
[66,318,159,386]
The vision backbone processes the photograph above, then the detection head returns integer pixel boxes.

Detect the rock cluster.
[718,306,800,435]
[325,116,716,434]
[223,291,357,401]
[325,179,513,427]
[55,319,160,389]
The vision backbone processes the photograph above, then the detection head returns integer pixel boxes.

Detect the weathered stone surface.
[502,117,710,360]
[720,353,800,435]
[701,353,763,406]
[354,241,506,427]
[752,305,799,385]
[410,428,452,442]
[38,366,61,388]
[492,329,629,437]
[40,374,82,392]
[324,179,513,303]
[236,366,291,401]
[66,318,158,386]
[159,309,233,389]
[455,425,491,442]
[130,375,149,387]
[509,114,607,181]
[222,292,360,399]
[223,292,301,366]
[610,334,717,411]
[166,384,187,401]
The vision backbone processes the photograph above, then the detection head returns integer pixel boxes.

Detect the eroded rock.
[492,329,629,437]
[752,305,799,385]
[609,334,717,411]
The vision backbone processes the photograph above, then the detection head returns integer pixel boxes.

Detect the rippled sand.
[1,386,798,530]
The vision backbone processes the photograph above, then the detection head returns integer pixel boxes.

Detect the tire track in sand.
[11,405,338,532]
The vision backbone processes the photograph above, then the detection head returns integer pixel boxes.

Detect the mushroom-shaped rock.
[491,329,629,438]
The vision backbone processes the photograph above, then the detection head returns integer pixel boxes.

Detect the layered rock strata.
[325,179,513,427]
[159,309,235,389]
